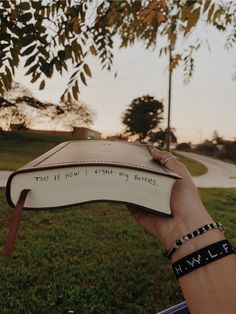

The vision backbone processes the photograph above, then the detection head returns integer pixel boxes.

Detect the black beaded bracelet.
[165,222,224,259]
[172,239,235,278]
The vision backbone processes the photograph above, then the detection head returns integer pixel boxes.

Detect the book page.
[10,166,175,214]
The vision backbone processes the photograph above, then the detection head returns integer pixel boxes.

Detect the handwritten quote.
[33,167,158,187]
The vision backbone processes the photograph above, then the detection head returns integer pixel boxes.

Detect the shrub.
[219,141,236,161]
[194,143,219,156]
[175,142,191,152]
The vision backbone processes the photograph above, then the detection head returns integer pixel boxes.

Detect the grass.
[0,188,181,314]
[173,152,208,177]
[0,187,235,313]
[0,131,76,170]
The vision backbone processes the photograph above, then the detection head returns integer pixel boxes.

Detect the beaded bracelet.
[165,222,225,259]
[172,239,235,278]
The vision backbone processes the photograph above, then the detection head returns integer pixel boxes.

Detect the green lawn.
[0,131,76,170]
[173,152,208,177]
[0,187,235,313]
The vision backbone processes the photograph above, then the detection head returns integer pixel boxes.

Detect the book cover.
[6,140,181,215]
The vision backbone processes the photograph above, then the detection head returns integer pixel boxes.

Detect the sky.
[14,24,236,144]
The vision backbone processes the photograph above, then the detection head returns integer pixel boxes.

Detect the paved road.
[176,151,236,188]
[1,152,236,188]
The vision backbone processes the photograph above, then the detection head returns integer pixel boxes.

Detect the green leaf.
[10,49,20,66]
[18,2,31,10]
[23,24,35,33]
[48,64,53,78]
[24,54,37,67]
[7,58,16,75]
[5,66,12,81]
[89,45,97,56]
[46,6,50,18]
[72,84,78,100]
[25,63,38,75]
[19,12,33,22]
[65,45,72,60]
[83,64,92,77]
[203,0,211,13]
[2,1,10,8]
[69,69,80,84]
[31,1,42,10]
[184,8,200,35]
[55,60,62,74]
[61,61,68,71]
[31,72,41,83]
[80,72,87,86]
[21,44,37,56]
[39,80,45,90]
[22,35,35,47]
[2,73,11,90]
[207,4,215,21]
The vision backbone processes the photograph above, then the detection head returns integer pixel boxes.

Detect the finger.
[151,148,178,166]
[151,148,188,176]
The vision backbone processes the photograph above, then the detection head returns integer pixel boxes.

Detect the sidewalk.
[176,151,236,188]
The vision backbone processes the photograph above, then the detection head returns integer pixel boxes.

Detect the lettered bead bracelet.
[165,222,225,259]
[172,239,235,278]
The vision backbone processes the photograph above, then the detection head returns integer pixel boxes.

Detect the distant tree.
[194,142,219,156]
[0,82,56,130]
[219,141,236,161]
[176,142,192,152]
[0,1,236,101]
[0,95,28,130]
[106,133,128,141]
[0,82,95,130]
[52,100,95,130]
[122,95,163,141]
[212,130,224,145]
[149,127,177,147]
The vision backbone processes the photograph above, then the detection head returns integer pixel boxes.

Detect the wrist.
[162,209,214,250]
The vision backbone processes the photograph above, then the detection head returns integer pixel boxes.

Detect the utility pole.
[166,44,173,151]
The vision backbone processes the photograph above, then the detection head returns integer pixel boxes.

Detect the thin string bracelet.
[165,222,225,259]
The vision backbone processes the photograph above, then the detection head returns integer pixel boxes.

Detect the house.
[72,127,102,140]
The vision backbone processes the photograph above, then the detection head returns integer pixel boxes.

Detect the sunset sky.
[15,25,236,144]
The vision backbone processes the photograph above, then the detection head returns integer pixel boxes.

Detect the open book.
[6,140,181,215]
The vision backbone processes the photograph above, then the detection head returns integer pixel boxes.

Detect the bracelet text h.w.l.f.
[172,239,235,279]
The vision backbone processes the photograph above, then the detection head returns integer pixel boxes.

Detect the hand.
[127,149,214,250]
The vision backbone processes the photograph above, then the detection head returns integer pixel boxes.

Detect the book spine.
[19,141,71,170]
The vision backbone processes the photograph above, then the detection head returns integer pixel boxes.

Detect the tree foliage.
[51,100,95,130]
[0,95,28,130]
[0,83,95,131]
[219,141,236,161]
[122,95,163,141]
[150,127,177,146]
[212,130,224,145]
[0,0,236,101]
[0,83,48,130]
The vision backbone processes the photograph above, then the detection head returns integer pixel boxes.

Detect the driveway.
[176,151,236,188]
